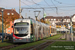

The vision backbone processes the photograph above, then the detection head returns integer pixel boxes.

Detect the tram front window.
[14,27,29,37]
[14,27,28,34]
[14,22,29,37]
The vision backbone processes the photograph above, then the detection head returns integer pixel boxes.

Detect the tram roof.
[14,18,50,26]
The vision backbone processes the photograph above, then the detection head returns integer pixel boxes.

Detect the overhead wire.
[31,0,46,17]
[51,0,56,7]
[21,0,75,16]
[21,0,44,18]
[21,0,38,12]
[54,0,75,6]
[32,0,40,5]
[21,0,32,8]
[51,0,58,14]
[59,9,75,11]
[44,0,54,10]
[43,0,57,15]
[31,0,44,8]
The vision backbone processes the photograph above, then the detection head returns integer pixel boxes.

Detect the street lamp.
[2,9,4,42]
[70,17,73,41]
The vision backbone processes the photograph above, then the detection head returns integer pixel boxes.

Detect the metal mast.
[19,0,21,18]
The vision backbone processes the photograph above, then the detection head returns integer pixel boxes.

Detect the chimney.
[14,8,16,11]
[12,8,13,11]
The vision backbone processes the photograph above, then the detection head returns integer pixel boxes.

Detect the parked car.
[0,33,12,40]
[6,34,13,40]
[0,33,2,40]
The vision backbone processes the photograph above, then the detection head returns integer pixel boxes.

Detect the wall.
[6,21,13,34]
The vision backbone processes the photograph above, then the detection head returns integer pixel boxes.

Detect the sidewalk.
[45,33,75,41]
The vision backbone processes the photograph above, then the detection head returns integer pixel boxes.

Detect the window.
[11,13,14,15]
[7,13,10,15]
[48,19,50,21]
[0,14,2,16]
[58,19,59,21]
[54,19,56,21]
[67,20,68,22]
[64,19,66,21]
[8,30,10,32]
[45,19,47,21]
[67,19,70,22]
[51,19,53,21]
[49,19,51,21]
[68,19,70,22]
[31,24,33,35]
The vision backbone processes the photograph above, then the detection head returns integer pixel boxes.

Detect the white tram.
[13,18,50,43]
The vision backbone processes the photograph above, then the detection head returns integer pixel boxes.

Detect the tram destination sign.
[14,22,29,26]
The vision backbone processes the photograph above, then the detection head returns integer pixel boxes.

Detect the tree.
[0,9,20,33]
[0,25,2,33]
[40,19,45,23]
[45,19,50,24]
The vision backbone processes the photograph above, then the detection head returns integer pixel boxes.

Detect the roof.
[56,22,69,25]
[57,28,69,31]
[45,16,71,19]
[0,8,19,16]
[0,8,20,19]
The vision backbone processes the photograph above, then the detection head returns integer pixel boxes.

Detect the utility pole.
[34,11,41,21]
[19,0,21,18]
[70,17,73,41]
[25,13,27,18]
[56,7,58,15]
[22,8,44,19]
[2,9,4,42]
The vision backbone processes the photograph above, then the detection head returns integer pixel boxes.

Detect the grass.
[0,40,13,47]
[59,38,66,40]
[44,41,75,50]
[0,40,1,42]
[9,40,45,50]
[0,34,63,50]
[9,34,63,50]
[0,42,13,47]
[44,34,63,40]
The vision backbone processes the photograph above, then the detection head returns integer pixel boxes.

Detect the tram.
[50,26,57,36]
[13,18,50,43]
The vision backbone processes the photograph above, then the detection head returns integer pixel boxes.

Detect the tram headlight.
[13,37,15,39]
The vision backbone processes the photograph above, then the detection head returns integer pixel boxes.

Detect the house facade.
[6,21,13,34]
[0,8,20,33]
[45,16,70,28]
[72,14,75,28]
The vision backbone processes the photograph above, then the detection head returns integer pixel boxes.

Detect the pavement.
[59,33,75,41]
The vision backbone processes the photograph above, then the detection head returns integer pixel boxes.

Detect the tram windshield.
[14,27,28,34]
[14,22,29,37]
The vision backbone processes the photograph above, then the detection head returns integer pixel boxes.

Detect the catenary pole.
[19,0,21,18]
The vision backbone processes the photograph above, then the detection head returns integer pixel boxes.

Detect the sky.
[0,0,75,19]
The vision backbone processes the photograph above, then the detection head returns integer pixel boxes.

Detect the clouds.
[0,0,42,8]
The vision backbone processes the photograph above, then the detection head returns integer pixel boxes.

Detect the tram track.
[21,41,55,50]
[0,44,23,50]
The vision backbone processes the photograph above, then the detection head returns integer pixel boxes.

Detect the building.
[72,14,75,28]
[6,21,13,34]
[45,16,70,28]
[0,8,20,21]
[0,8,20,33]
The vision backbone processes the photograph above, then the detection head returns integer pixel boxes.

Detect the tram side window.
[43,27,45,35]
[44,27,46,35]
[49,28,50,34]
[39,26,41,35]
[31,24,33,35]
[51,28,54,33]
